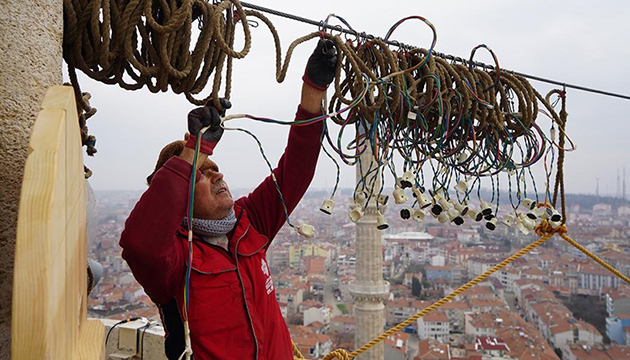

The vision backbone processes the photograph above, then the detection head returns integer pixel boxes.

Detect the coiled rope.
[62,0,563,164]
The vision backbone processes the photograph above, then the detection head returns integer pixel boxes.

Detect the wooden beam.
[12,85,104,359]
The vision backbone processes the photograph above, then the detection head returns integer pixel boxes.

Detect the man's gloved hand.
[302,38,338,91]
[185,98,232,155]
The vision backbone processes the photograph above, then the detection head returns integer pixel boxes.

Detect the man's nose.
[211,171,224,183]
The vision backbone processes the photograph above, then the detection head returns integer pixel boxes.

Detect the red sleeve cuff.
[185,135,217,156]
[296,104,324,120]
[302,74,328,92]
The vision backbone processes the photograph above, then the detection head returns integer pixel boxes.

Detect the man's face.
[193,159,234,220]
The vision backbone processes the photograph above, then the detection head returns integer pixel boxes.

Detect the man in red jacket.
[120,39,337,360]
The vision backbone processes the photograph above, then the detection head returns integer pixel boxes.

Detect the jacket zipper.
[234,224,260,360]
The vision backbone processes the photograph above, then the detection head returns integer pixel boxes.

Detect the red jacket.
[120,105,323,360]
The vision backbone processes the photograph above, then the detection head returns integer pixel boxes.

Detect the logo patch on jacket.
[261,259,274,295]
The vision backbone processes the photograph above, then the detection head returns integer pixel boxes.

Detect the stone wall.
[0,0,63,356]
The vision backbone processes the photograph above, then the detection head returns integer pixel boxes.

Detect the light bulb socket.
[454,180,468,194]
[485,217,498,231]
[376,212,389,230]
[320,198,335,215]
[400,208,411,220]
[550,210,562,222]
[355,191,367,206]
[412,209,426,222]
[522,198,537,210]
[349,206,365,223]
[297,224,315,238]
[516,218,531,235]
[399,171,414,189]
[502,213,515,227]
[418,194,432,209]
[393,188,409,205]
[454,203,469,216]
[537,206,552,220]
[437,213,449,223]
[438,198,451,211]
[480,201,493,216]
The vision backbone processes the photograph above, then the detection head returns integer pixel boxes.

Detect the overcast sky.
[75,0,630,197]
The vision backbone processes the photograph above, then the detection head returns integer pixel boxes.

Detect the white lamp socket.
[480,201,493,216]
[320,198,334,215]
[349,206,365,223]
[537,206,553,220]
[519,213,536,230]
[376,211,389,230]
[454,180,468,194]
[412,209,426,222]
[502,213,515,227]
[438,197,450,211]
[485,217,498,231]
[448,208,464,225]
[355,191,367,206]
[407,110,417,121]
[399,171,414,189]
[550,210,562,222]
[437,213,449,223]
[526,210,538,220]
[458,150,470,163]
[454,202,469,216]
[378,194,389,206]
[418,193,432,209]
[516,218,531,235]
[297,224,315,238]
[393,187,409,204]
[522,198,537,210]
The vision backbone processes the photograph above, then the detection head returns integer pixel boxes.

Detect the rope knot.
[534,220,567,237]
[322,348,351,360]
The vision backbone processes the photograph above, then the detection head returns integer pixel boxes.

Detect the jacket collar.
[229,203,269,256]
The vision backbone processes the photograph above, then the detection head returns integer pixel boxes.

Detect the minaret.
[349,129,389,360]
[596,177,600,197]
[617,169,621,198]
[624,167,627,200]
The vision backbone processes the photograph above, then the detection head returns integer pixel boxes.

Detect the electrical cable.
[105,317,142,349]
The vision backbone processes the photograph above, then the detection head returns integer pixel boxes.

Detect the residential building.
[418,311,449,342]
[426,266,453,283]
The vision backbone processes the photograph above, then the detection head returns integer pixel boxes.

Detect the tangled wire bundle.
[63,0,571,203]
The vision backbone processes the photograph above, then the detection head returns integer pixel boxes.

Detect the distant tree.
[412,277,422,298]
[422,280,431,289]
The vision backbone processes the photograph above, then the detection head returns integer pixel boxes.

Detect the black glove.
[185,98,231,155]
[302,38,338,91]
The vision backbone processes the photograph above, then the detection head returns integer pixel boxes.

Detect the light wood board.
[12,86,105,360]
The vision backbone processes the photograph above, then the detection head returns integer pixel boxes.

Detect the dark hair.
[146,140,185,185]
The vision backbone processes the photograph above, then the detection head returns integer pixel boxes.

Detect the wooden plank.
[12,86,104,359]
